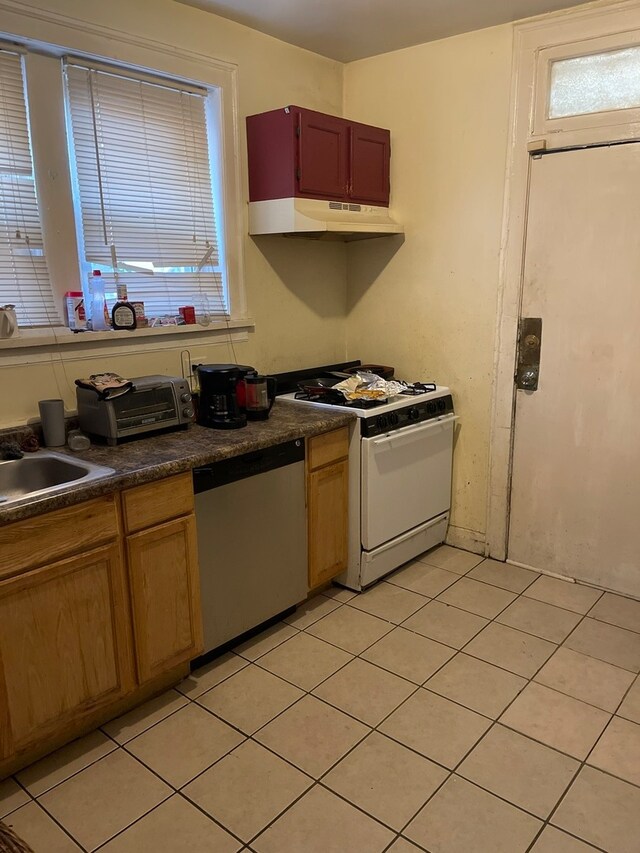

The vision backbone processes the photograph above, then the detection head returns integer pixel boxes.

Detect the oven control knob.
[427,402,437,414]
[183,406,194,418]
[408,408,420,421]
[376,416,388,430]
[437,398,446,411]
[388,413,399,426]
[181,392,192,403]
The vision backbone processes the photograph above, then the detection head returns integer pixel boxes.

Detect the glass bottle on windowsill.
[111,280,137,331]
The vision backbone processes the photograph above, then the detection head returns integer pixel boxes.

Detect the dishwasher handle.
[193,437,304,493]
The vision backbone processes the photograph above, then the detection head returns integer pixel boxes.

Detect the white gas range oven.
[275,363,457,591]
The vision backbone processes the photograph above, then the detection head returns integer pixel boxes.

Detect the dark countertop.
[0,401,354,526]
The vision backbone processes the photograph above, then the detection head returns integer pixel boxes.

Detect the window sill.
[0,318,255,350]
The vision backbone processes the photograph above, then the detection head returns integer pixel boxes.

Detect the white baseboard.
[445,524,486,556]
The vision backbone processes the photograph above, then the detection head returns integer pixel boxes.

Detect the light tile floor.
[2,544,640,852]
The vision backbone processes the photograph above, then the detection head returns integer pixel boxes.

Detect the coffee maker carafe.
[245,375,277,420]
[197,364,255,429]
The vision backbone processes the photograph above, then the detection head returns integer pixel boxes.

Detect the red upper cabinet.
[297,110,348,200]
[349,123,390,206]
[246,106,391,207]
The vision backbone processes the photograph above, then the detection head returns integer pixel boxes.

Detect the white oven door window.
[361,416,455,551]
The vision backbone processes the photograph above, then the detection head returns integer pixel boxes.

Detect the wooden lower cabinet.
[0,472,203,777]
[0,543,134,761]
[307,427,350,590]
[127,514,203,683]
[308,461,349,588]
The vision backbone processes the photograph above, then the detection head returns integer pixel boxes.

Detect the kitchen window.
[0,48,60,326]
[0,37,245,338]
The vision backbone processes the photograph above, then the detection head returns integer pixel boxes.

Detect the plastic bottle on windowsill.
[89,270,110,331]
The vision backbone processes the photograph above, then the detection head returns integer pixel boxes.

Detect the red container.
[179,305,196,324]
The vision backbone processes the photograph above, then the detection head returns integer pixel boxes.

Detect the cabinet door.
[0,544,134,760]
[297,109,348,200]
[349,124,390,206]
[127,515,203,683]
[308,461,349,589]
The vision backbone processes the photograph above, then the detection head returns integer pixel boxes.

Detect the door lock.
[516,317,542,391]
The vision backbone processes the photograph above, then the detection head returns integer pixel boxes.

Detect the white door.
[508,143,640,598]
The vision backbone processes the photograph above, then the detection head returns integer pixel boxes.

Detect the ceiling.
[177,0,593,62]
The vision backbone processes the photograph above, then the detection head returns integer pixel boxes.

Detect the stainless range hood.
[248,197,404,241]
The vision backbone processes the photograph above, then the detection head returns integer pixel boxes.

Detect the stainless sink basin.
[0,450,115,507]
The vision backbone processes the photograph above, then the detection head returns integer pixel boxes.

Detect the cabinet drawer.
[308,427,349,471]
[0,495,119,580]
[122,472,194,534]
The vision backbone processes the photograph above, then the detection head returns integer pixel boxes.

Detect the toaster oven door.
[114,385,177,429]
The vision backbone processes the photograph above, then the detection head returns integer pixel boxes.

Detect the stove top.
[273,361,453,434]
[280,385,451,418]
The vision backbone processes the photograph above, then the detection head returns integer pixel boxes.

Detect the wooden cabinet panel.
[308,426,349,471]
[246,107,298,202]
[122,472,193,534]
[127,515,202,683]
[297,109,348,200]
[0,495,119,580]
[350,124,390,206]
[0,543,134,759]
[308,461,349,589]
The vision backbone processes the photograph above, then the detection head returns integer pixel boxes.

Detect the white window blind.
[64,60,227,320]
[0,48,59,327]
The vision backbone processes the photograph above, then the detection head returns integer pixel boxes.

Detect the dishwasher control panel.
[193,438,304,492]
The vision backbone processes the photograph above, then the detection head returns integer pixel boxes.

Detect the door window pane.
[549,46,640,119]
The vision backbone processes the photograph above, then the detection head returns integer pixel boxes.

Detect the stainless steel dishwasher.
[193,438,307,655]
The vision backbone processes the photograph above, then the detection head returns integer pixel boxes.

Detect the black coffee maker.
[197,364,256,429]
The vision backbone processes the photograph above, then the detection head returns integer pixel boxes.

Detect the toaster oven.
[77,375,193,445]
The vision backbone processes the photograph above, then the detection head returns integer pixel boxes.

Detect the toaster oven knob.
[183,406,194,418]
[181,392,192,403]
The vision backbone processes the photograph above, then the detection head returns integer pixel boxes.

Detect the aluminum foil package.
[333,371,407,401]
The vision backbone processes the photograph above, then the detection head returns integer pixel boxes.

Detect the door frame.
[487,0,640,560]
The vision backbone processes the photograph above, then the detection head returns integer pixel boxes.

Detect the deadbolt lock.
[516,318,542,391]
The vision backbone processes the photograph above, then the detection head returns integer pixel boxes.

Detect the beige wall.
[2,2,517,553]
[0,0,347,427]
[344,25,514,549]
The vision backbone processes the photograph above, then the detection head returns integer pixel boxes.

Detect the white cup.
[0,305,18,339]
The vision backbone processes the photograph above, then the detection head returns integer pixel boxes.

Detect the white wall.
[344,25,514,549]
[0,0,347,426]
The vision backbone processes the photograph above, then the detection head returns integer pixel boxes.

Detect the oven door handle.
[369,414,458,447]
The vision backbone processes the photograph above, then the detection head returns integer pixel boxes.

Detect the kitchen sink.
[0,450,115,507]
